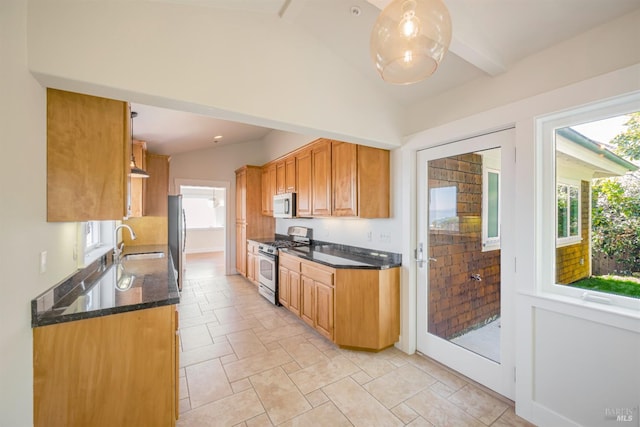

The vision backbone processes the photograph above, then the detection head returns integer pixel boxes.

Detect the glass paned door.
[416,129,515,399]
[427,149,502,362]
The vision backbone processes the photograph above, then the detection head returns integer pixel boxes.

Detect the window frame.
[555,180,582,247]
[482,167,501,252]
[536,92,640,312]
[77,220,115,267]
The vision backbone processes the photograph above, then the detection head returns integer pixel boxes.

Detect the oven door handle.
[258,251,276,260]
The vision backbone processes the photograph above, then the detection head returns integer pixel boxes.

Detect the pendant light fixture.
[370,0,452,85]
[129,111,149,178]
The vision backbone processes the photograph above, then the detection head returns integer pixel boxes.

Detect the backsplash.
[276,217,400,253]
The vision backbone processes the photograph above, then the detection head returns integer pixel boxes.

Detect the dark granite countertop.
[31,244,180,327]
[280,241,401,270]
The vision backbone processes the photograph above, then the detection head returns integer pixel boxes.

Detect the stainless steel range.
[257,226,312,305]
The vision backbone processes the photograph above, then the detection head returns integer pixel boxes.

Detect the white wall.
[185,228,224,253]
[403,9,640,135]
[402,65,640,427]
[0,1,80,425]
[26,0,403,149]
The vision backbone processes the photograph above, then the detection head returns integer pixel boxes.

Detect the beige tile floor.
[176,253,535,427]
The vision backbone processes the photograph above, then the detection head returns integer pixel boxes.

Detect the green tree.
[592,112,640,273]
[612,112,640,160]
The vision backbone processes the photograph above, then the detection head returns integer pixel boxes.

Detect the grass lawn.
[569,275,640,299]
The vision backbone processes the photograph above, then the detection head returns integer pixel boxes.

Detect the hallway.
[176,253,533,426]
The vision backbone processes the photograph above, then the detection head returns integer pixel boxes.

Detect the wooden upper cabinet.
[296,149,312,217]
[261,137,389,219]
[332,141,358,217]
[143,153,170,217]
[332,143,390,218]
[311,140,332,216]
[355,145,390,218]
[261,163,276,216]
[285,156,296,193]
[47,88,129,221]
[275,161,286,194]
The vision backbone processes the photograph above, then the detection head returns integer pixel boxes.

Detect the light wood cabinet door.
[315,281,334,340]
[296,150,312,217]
[288,270,301,316]
[276,161,286,194]
[332,141,358,217]
[356,145,390,218]
[278,265,290,308]
[236,223,247,276]
[261,164,276,215]
[235,168,246,222]
[47,88,129,221]
[311,140,332,216]
[143,153,169,217]
[300,275,315,327]
[247,241,259,284]
[33,305,177,427]
[285,156,296,193]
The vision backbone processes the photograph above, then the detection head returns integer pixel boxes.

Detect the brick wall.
[556,180,590,284]
[428,154,501,340]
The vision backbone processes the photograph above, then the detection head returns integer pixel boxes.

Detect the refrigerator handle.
[182,208,187,251]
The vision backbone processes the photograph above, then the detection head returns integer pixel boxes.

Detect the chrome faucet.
[113,224,137,260]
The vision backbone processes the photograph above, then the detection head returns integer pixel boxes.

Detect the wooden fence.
[592,252,636,276]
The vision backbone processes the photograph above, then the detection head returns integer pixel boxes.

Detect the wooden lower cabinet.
[33,305,179,427]
[300,275,316,328]
[278,254,301,315]
[247,241,260,285]
[314,281,334,340]
[236,223,247,276]
[278,252,399,351]
[334,268,399,351]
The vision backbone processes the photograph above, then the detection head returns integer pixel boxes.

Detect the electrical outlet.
[40,251,47,274]
[366,231,372,241]
[379,232,391,242]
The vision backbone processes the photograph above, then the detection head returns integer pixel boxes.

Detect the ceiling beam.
[366,0,506,76]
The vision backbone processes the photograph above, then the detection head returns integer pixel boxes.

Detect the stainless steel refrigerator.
[168,194,185,291]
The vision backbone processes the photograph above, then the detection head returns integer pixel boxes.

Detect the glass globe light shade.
[370,0,452,84]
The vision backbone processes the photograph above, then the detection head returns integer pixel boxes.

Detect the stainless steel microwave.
[273,193,296,218]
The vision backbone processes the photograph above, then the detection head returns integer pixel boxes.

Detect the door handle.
[414,243,425,268]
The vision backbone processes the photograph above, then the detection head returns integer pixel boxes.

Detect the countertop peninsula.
[279,242,402,270]
[31,244,180,327]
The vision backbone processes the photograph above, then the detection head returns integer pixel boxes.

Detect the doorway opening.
[176,179,230,277]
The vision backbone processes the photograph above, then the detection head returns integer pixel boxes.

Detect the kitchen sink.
[123,252,165,260]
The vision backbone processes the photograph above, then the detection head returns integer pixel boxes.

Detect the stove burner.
[262,240,308,249]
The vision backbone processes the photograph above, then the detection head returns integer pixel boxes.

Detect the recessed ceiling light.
[214,135,223,139]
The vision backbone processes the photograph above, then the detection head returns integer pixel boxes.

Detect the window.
[85,221,101,251]
[77,220,114,267]
[537,92,640,311]
[556,182,581,245]
[481,148,501,251]
[181,185,225,229]
[429,186,458,231]
[483,169,500,251]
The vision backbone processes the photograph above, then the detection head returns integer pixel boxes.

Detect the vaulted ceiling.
[121,0,640,154]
